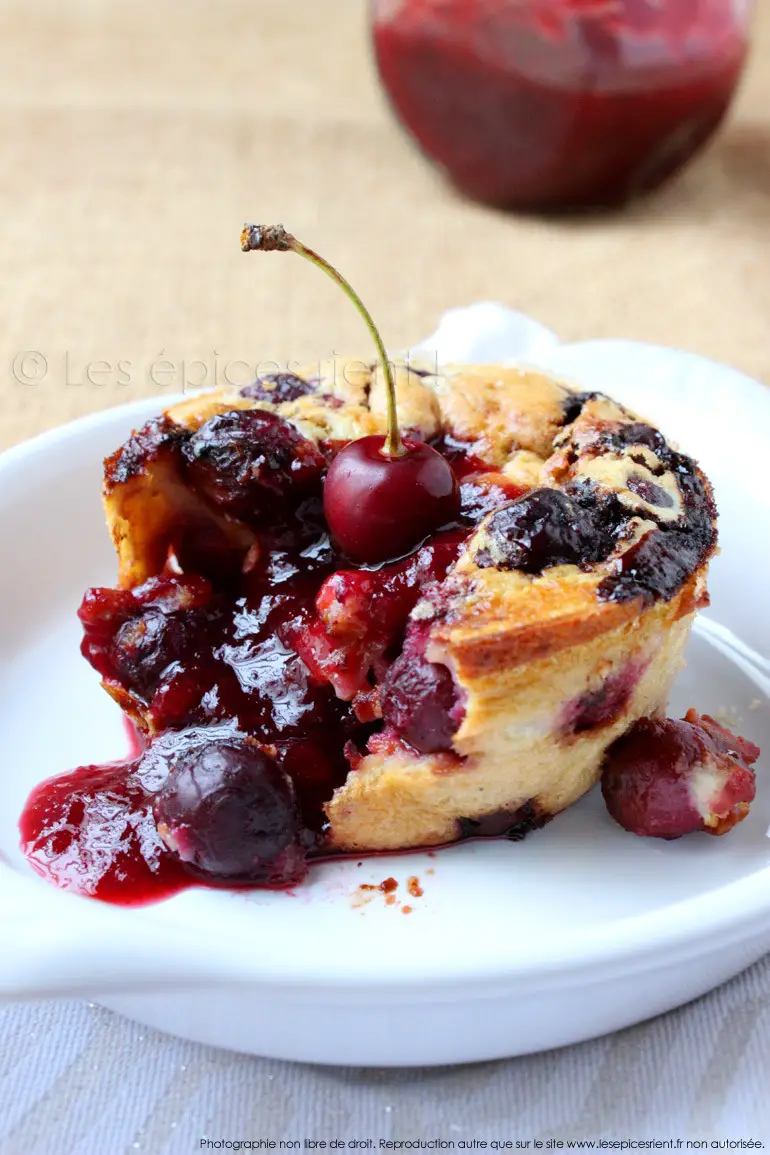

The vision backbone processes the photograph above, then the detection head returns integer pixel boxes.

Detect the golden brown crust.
[105,360,581,586]
[432,569,640,677]
[427,363,571,463]
[421,384,716,674]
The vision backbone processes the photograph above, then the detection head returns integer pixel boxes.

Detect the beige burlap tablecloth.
[1,0,769,454]
[2,4,770,1153]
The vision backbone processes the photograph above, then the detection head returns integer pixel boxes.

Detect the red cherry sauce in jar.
[372,0,751,209]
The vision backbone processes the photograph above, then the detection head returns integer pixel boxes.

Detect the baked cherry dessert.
[19,225,758,906]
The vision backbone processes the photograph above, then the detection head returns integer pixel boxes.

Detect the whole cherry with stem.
[241,224,459,564]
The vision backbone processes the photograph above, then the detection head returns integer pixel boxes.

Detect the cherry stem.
[241,223,405,458]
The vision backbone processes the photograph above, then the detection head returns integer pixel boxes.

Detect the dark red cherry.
[474,487,617,575]
[240,228,459,564]
[152,741,305,884]
[601,712,758,839]
[380,622,464,754]
[182,409,324,519]
[323,435,460,564]
[240,372,316,404]
[79,575,216,698]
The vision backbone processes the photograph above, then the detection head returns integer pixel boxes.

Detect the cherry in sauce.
[19,444,526,906]
[323,434,459,565]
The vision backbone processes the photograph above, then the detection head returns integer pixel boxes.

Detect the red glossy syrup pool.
[19,452,528,907]
[19,747,547,908]
[20,753,191,906]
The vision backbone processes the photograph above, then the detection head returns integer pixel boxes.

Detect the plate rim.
[2,305,770,999]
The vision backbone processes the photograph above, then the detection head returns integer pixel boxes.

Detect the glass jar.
[372,0,753,209]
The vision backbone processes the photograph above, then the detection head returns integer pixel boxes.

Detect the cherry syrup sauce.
[20,439,534,906]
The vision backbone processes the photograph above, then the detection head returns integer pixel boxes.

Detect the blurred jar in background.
[372,0,753,210]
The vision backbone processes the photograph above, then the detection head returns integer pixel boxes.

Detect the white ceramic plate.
[1,304,769,1067]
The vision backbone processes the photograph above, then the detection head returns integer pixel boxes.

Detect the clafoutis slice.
[22,359,758,903]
